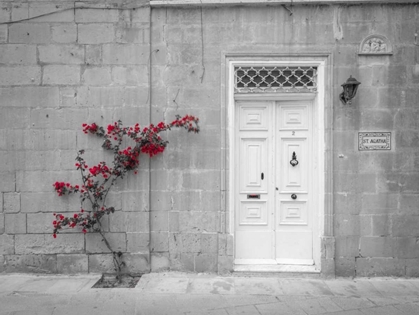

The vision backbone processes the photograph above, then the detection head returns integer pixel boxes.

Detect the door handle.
[291,194,297,200]
[261,173,264,180]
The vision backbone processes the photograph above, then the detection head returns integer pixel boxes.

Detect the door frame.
[221,54,333,273]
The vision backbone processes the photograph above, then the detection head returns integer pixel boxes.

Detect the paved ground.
[0,272,418,315]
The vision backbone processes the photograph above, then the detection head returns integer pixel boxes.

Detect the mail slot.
[247,194,260,199]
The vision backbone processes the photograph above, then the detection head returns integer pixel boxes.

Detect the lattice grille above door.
[234,66,318,93]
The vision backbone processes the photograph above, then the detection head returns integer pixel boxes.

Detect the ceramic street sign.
[358,132,391,151]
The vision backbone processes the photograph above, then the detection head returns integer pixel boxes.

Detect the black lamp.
[339,75,361,105]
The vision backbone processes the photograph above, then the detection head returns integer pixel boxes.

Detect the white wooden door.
[235,100,314,265]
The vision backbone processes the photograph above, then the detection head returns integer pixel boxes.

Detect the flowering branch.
[52,115,199,278]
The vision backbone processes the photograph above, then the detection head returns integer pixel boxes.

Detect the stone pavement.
[0,272,418,315]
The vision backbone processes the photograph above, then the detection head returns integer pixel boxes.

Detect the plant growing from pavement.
[52,115,199,280]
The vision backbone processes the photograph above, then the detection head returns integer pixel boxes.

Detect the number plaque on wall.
[358,132,391,151]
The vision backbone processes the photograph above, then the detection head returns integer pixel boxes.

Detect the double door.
[235,100,315,265]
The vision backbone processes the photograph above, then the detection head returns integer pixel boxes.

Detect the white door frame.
[222,54,333,272]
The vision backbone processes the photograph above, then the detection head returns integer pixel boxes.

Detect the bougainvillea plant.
[52,115,199,279]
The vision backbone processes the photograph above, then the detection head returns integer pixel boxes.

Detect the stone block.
[5,254,57,273]
[0,86,59,108]
[200,233,218,253]
[52,24,77,43]
[27,212,58,234]
[151,211,168,232]
[333,173,376,195]
[335,257,356,277]
[150,232,169,252]
[57,254,88,273]
[180,253,195,271]
[178,211,218,233]
[127,233,149,253]
[169,232,200,254]
[360,236,393,258]
[15,234,84,254]
[75,86,125,107]
[109,211,149,233]
[0,45,37,65]
[17,170,79,192]
[395,130,419,149]
[404,258,419,277]
[0,172,15,192]
[5,213,26,234]
[195,253,217,272]
[218,255,233,275]
[116,25,145,44]
[0,108,31,130]
[0,235,14,255]
[218,233,227,256]
[28,3,74,23]
[356,258,405,277]
[111,66,149,86]
[82,67,112,86]
[78,24,115,44]
[334,214,360,236]
[85,45,102,65]
[102,44,149,65]
[151,252,170,272]
[88,254,115,273]
[123,253,150,274]
[43,65,80,85]
[9,23,51,44]
[38,45,84,64]
[75,4,120,23]
[0,66,41,85]
[393,237,419,259]
[0,24,7,43]
[321,236,335,260]
[335,236,359,257]
[371,215,391,236]
[168,211,179,232]
[360,194,399,215]
[399,194,419,215]
[0,213,4,234]
[11,3,28,21]
[391,215,419,237]
[85,232,126,254]
[4,192,20,213]
[21,192,80,213]
[333,193,363,215]
[120,190,149,212]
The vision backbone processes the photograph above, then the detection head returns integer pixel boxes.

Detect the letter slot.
[247,194,260,199]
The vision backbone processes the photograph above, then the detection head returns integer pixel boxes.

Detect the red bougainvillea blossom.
[52,115,199,239]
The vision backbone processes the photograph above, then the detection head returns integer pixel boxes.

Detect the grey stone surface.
[0,273,417,315]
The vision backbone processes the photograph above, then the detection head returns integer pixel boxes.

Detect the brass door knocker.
[290,151,299,167]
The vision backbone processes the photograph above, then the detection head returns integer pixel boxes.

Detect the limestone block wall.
[0,0,152,273]
[0,0,418,277]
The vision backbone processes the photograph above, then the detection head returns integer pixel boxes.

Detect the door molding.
[221,53,334,274]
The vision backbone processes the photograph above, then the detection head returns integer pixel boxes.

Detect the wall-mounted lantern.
[339,75,361,105]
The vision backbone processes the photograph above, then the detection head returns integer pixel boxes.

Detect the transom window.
[234,66,317,94]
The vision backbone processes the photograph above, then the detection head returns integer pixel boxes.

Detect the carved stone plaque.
[359,132,391,151]
[359,35,393,55]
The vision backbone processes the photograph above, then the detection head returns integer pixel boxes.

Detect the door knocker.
[290,151,299,167]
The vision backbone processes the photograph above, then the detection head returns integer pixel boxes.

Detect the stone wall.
[0,0,418,277]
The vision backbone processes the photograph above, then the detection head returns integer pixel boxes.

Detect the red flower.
[53,234,57,238]
[73,214,78,219]
[82,229,87,234]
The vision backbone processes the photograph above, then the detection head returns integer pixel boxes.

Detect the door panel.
[235,100,314,265]
[239,138,267,192]
[235,102,273,261]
